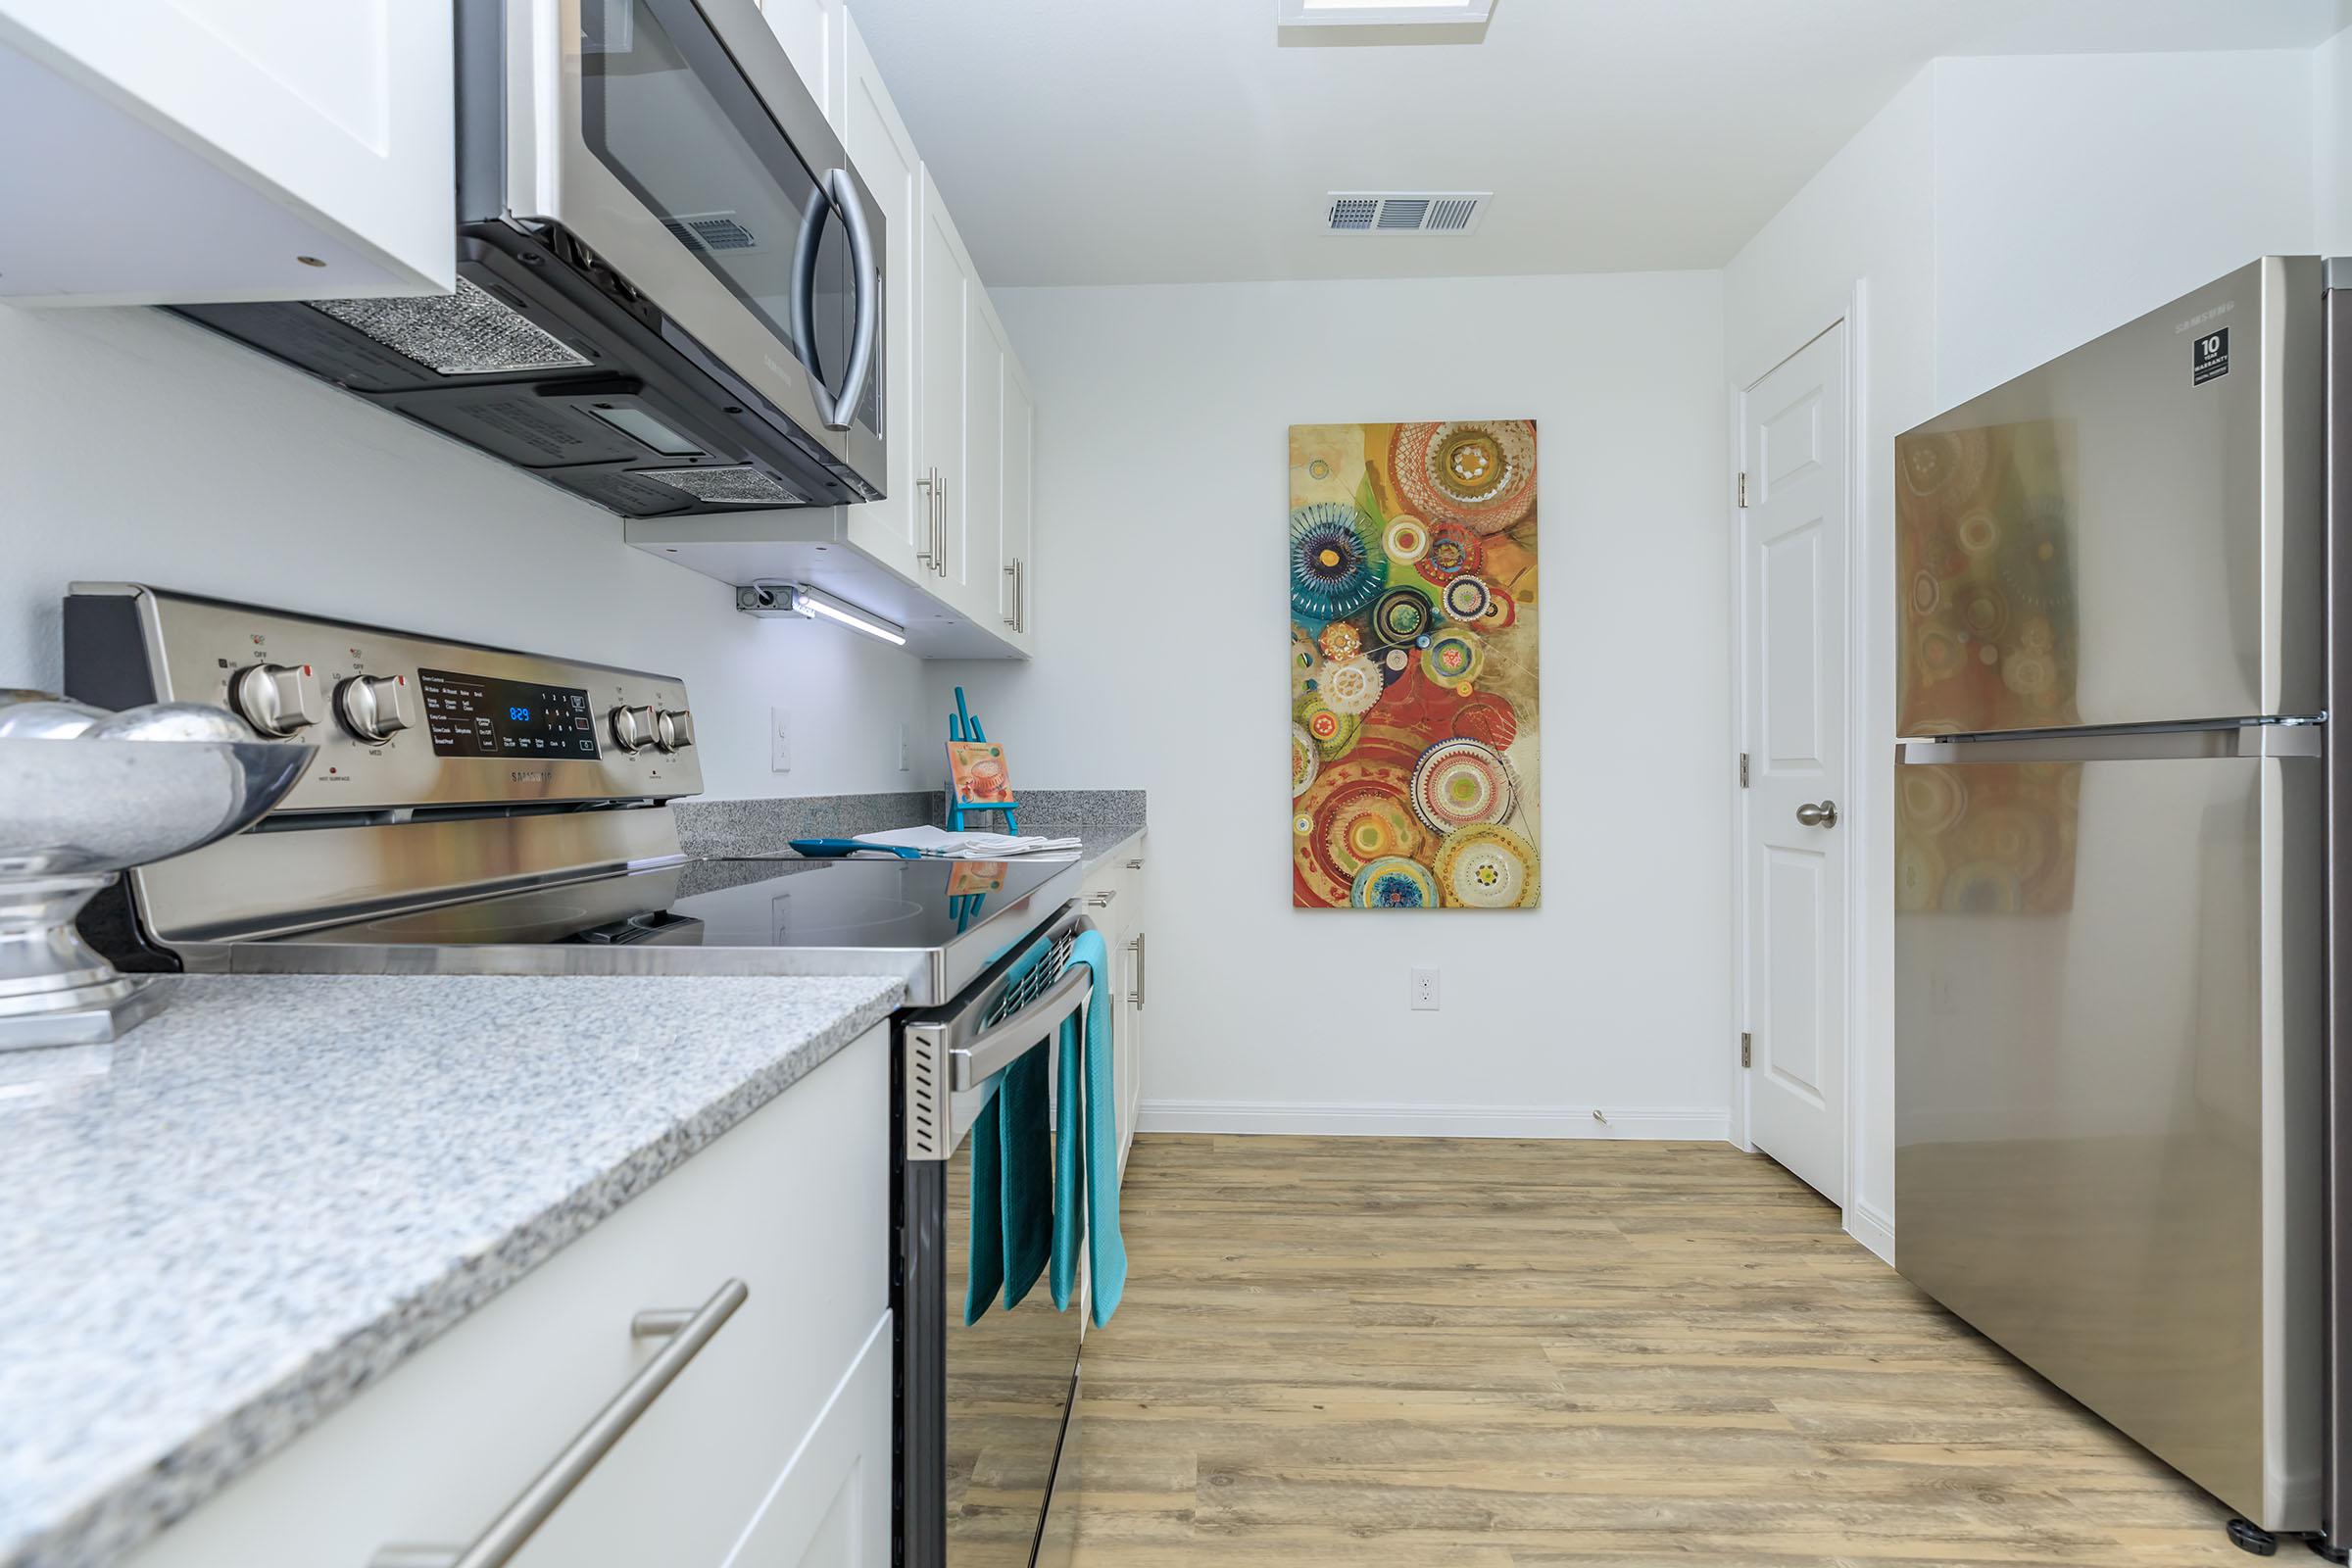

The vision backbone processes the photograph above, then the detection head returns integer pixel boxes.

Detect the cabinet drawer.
[127,1026,888,1568]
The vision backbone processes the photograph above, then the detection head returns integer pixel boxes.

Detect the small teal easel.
[946,686,1018,835]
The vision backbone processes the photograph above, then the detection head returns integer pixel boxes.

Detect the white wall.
[1935,50,2319,406]
[1725,46,2327,1257]
[2322,25,2352,254]
[0,304,931,801]
[1723,71,1938,1256]
[949,270,1732,1135]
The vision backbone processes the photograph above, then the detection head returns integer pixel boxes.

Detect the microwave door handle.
[824,167,880,434]
[789,181,832,420]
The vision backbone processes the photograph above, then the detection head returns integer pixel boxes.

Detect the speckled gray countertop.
[0,973,903,1568]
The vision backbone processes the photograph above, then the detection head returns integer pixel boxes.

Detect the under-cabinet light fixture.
[736,580,907,647]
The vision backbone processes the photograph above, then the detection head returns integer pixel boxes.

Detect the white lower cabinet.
[125,1026,891,1568]
[721,1311,892,1568]
[1077,844,1148,1181]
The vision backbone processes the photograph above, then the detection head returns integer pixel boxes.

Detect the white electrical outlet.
[1410,967,1440,1011]
[770,707,793,773]
[897,721,910,772]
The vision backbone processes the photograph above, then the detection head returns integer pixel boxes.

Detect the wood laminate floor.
[1045,1134,2241,1567]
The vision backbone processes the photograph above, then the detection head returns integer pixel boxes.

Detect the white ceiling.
[850,0,2352,287]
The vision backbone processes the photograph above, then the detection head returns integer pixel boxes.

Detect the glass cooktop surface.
[287,856,1077,953]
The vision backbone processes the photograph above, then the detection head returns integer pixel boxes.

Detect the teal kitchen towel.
[962,1041,1053,1326]
[962,938,1058,1327]
[1049,929,1129,1326]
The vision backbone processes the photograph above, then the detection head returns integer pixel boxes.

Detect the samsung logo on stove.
[510,768,551,782]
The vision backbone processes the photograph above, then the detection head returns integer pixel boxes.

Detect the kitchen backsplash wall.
[942,269,1732,1133]
[0,304,934,801]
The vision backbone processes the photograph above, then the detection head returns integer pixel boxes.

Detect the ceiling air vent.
[1323,192,1490,236]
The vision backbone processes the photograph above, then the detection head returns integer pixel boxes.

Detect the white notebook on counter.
[855,826,1083,859]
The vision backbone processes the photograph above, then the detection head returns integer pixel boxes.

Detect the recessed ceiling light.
[1278,0,1494,24]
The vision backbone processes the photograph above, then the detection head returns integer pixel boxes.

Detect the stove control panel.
[62,583,704,813]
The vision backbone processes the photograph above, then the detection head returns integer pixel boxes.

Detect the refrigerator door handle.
[1898,722,2323,765]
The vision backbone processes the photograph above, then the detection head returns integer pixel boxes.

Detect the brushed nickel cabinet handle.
[1129,932,1146,1009]
[1795,800,1839,829]
[1087,890,1117,908]
[1003,562,1018,627]
[371,1280,749,1568]
[915,471,935,564]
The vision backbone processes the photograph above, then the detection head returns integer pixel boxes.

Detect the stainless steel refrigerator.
[1892,255,2346,1550]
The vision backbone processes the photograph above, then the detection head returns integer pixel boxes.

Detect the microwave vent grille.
[662,213,760,254]
[636,466,805,505]
[312,278,593,376]
[1322,191,1490,236]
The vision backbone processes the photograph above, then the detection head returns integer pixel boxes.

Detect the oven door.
[503,0,885,488]
[898,903,1095,1568]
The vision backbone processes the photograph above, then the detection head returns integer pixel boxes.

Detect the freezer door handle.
[1898,722,2323,765]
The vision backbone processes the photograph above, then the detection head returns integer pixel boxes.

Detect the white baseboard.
[1135,1099,1732,1142]
[1845,1200,1895,1264]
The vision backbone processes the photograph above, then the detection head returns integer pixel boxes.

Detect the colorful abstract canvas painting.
[1291,420,1540,909]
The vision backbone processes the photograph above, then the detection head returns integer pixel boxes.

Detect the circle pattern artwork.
[1290,502,1388,622]
[1351,857,1438,909]
[1290,421,1539,912]
[1322,783,1424,876]
[1384,515,1430,564]
[1443,575,1493,622]
[1421,629,1484,687]
[1321,656,1383,715]
[1391,420,1539,535]
[1291,723,1320,799]
[1434,824,1539,908]
[1410,738,1516,833]
[1417,521,1484,584]
[1372,587,1434,647]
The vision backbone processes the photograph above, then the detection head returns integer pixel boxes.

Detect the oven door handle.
[950,963,1091,1092]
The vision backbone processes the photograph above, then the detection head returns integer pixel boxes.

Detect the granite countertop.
[0,972,904,1568]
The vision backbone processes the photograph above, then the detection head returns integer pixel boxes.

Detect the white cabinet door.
[839,15,923,585]
[961,299,1006,623]
[999,354,1036,648]
[720,1311,892,1568]
[755,0,846,139]
[918,169,976,596]
[0,0,454,304]
[123,1030,890,1568]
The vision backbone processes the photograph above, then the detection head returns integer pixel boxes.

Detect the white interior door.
[1741,323,1849,1205]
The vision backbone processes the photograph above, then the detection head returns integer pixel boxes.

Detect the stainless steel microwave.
[175,0,886,516]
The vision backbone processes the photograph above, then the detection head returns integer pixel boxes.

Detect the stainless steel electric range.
[63,583,1096,1568]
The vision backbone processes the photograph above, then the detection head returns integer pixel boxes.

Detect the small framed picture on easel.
[945,686,1019,832]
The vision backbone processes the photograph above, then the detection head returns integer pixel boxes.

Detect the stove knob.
[334,673,414,744]
[655,708,695,754]
[610,704,656,754]
[229,662,324,738]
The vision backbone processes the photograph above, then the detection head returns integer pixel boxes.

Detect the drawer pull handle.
[1087,890,1117,908]
[371,1279,749,1568]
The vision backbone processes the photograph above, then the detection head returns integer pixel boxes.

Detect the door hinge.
[1737,471,1749,509]
[1740,1031,1752,1068]
[1739,752,1749,788]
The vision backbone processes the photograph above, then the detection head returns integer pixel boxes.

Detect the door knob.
[1795,800,1839,829]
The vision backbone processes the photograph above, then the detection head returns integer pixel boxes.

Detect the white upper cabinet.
[918,168,978,606]
[0,0,455,305]
[999,338,1037,650]
[756,0,848,141]
[962,291,1006,627]
[840,13,924,586]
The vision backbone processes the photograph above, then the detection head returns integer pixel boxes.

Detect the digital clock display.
[417,668,601,760]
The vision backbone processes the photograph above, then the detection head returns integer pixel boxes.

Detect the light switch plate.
[897,721,910,772]
[771,707,793,773]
